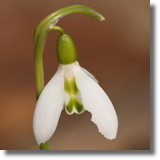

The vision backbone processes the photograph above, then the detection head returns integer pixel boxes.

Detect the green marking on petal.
[64,77,83,114]
[66,98,83,114]
[66,99,73,113]
[64,77,78,94]
[75,99,83,113]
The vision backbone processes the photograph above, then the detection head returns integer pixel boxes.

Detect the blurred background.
[0,0,150,150]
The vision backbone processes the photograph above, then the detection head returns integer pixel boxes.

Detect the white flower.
[33,61,118,145]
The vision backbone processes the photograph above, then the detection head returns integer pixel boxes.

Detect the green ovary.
[64,77,83,114]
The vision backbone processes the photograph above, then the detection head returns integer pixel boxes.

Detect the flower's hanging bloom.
[33,32,118,145]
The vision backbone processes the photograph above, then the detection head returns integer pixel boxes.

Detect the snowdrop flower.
[33,32,118,146]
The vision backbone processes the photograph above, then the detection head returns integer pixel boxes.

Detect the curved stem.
[51,26,66,35]
[33,5,99,52]
[34,26,66,99]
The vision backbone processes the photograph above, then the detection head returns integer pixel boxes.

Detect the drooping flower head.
[33,5,118,149]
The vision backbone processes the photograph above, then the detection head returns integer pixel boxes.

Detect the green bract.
[57,34,77,64]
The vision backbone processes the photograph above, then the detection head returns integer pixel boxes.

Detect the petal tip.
[91,118,118,140]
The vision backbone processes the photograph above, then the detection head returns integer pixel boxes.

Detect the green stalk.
[40,141,49,150]
[33,5,103,51]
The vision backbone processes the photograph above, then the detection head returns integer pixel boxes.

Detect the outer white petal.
[81,67,98,83]
[33,64,64,145]
[72,62,118,140]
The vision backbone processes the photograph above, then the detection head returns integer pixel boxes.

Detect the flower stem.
[51,26,66,35]
[40,141,49,150]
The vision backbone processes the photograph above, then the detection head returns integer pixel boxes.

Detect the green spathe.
[64,77,83,114]
[57,34,77,64]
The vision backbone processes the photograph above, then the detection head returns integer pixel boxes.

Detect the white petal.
[33,64,64,145]
[81,67,98,83]
[72,62,118,140]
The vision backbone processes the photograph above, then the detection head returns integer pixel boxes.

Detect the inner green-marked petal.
[75,99,83,113]
[64,77,83,114]
[64,77,78,94]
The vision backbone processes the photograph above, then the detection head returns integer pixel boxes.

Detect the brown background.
[0,0,150,150]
